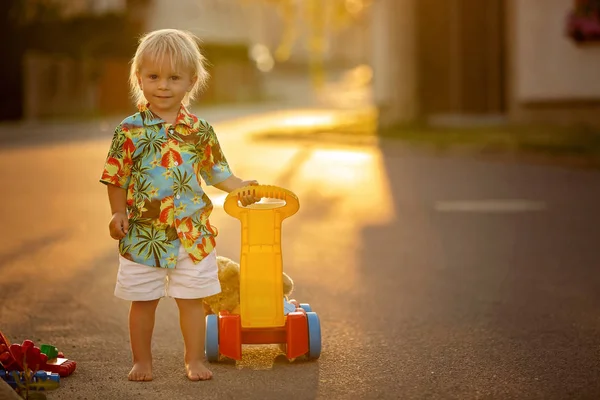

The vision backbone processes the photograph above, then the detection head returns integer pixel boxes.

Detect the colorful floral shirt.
[100,105,232,268]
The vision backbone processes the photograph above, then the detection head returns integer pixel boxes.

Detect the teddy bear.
[203,256,295,315]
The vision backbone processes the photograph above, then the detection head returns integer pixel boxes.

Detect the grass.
[379,123,600,168]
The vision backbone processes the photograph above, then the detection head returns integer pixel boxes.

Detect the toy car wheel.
[205,314,219,362]
[299,303,312,312]
[306,312,321,360]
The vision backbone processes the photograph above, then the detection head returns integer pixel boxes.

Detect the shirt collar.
[139,103,196,128]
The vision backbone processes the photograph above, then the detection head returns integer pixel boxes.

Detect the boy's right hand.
[109,212,129,240]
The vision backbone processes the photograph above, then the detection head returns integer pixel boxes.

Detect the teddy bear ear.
[218,258,241,281]
[216,256,229,267]
[282,272,294,296]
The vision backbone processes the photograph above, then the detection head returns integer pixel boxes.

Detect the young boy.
[99,28,260,382]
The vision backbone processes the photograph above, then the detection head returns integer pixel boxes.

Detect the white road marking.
[435,199,547,213]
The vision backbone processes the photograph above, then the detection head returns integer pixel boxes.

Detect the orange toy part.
[218,312,242,361]
[215,309,309,361]
[285,311,309,359]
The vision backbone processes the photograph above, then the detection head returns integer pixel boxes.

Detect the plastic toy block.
[218,312,242,361]
[0,370,59,391]
[285,312,309,359]
[0,331,19,372]
[42,358,77,377]
[39,345,58,360]
[9,341,48,373]
[0,333,76,377]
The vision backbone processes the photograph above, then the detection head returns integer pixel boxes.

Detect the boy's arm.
[212,175,257,193]
[107,184,127,214]
[107,184,129,239]
[212,175,260,206]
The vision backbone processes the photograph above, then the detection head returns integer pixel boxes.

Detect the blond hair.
[129,29,209,107]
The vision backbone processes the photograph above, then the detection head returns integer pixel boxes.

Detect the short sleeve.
[199,123,232,186]
[99,124,134,189]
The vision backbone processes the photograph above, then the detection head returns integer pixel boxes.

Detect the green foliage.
[379,123,600,167]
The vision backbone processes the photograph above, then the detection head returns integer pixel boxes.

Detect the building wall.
[23,53,131,119]
[24,53,94,119]
[45,0,126,17]
[416,0,504,117]
[370,0,418,126]
[145,0,249,44]
[18,0,142,120]
[265,2,371,68]
[512,0,600,102]
[371,0,508,126]
[143,0,263,104]
[507,0,600,125]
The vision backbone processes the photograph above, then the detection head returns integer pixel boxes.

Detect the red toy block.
[9,340,48,372]
[0,331,20,371]
[42,358,76,377]
[285,312,309,360]
[0,332,76,377]
[219,312,242,361]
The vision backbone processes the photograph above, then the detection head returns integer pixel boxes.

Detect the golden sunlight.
[280,114,336,128]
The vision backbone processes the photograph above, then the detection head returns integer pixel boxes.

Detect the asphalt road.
[1,111,599,400]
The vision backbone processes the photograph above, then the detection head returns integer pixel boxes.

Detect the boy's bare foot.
[128,362,153,381]
[186,360,212,381]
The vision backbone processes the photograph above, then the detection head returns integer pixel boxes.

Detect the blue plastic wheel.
[306,311,321,359]
[205,314,219,362]
[299,303,312,312]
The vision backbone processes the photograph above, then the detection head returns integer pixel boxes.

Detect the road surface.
[1,108,599,399]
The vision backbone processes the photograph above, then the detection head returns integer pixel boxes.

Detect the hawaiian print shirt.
[100,105,232,268]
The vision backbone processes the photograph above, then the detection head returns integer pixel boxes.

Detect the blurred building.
[244,1,371,70]
[32,0,127,16]
[9,0,263,121]
[7,0,599,127]
[18,0,140,120]
[373,0,600,127]
[143,0,262,104]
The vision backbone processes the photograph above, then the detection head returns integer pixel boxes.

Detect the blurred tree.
[241,0,373,87]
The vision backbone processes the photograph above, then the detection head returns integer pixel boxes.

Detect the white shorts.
[114,245,221,301]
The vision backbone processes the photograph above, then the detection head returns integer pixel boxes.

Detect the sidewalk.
[0,99,379,150]
[0,101,317,148]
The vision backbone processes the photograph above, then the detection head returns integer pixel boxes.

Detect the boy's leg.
[174,298,212,381]
[128,299,160,381]
[167,247,220,381]
[114,254,167,381]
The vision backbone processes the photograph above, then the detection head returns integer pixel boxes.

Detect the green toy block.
[39,344,58,360]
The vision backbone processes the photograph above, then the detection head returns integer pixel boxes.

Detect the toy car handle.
[223,185,299,219]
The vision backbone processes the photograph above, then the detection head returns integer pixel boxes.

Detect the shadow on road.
[355,143,600,398]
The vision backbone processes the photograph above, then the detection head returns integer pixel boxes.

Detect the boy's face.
[137,55,197,118]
